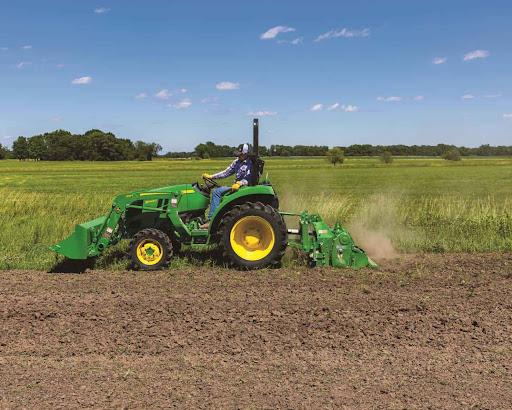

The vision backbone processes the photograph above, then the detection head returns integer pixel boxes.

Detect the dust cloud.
[349,225,399,261]
[347,193,413,262]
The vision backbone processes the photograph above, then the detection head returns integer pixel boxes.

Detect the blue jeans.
[208,186,231,219]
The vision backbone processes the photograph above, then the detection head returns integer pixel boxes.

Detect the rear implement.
[284,211,377,269]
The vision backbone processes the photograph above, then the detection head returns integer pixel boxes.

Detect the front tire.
[129,228,172,270]
[217,202,287,269]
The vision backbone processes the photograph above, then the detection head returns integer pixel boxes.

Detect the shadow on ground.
[48,258,97,274]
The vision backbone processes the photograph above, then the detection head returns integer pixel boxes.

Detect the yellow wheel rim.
[230,216,275,261]
[136,240,163,265]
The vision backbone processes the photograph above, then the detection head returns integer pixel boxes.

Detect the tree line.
[162,142,512,158]
[4,130,162,161]
[338,144,512,157]
[2,134,512,161]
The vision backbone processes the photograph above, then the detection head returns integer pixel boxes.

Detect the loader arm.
[50,190,195,260]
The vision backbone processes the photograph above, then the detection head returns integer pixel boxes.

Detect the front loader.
[50,119,377,270]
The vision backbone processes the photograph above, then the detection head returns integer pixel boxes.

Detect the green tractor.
[50,119,376,270]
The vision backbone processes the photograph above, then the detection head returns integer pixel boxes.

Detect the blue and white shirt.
[211,158,253,186]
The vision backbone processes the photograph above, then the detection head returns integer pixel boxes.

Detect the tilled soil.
[1,253,512,409]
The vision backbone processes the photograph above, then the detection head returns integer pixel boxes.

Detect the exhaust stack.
[252,118,259,157]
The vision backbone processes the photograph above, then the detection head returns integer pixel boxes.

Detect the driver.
[200,143,253,229]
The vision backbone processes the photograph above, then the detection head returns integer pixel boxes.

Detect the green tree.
[326,148,344,166]
[44,130,74,160]
[84,130,125,161]
[28,135,48,161]
[442,148,461,161]
[195,143,209,159]
[259,146,269,156]
[12,136,30,160]
[135,141,162,161]
[281,148,291,157]
[0,143,8,159]
[380,150,393,164]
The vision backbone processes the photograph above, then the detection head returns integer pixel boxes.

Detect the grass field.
[1,156,511,270]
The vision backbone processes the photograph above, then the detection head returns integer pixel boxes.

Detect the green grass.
[1,156,511,270]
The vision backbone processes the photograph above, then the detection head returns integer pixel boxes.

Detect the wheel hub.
[136,241,163,265]
[230,216,275,261]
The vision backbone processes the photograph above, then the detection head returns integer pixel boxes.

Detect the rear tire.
[129,228,172,271]
[217,202,287,270]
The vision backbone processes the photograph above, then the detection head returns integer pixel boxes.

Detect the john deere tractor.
[50,119,376,270]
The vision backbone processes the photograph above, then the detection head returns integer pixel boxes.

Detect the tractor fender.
[209,188,278,235]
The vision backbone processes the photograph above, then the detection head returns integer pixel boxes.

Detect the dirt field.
[1,253,511,409]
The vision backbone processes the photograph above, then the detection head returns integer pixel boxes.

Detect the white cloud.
[179,88,187,93]
[216,81,240,90]
[135,92,148,99]
[56,63,65,69]
[247,111,277,117]
[377,96,402,102]
[278,37,303,45]
[342,104,359,112]
[155,89,171,100]
[94,7,110,14]
[413,95,425,101]
[463,49,490,61]
[16,61,31,69]
[432,57,447,65]
[318,102,359,112]
[171,99,192,109]
[1,47,8,51]
[484,94,501,99]
[71,76,92,85]
[201,96,219,104]
[503,113,512,119]
[462,94,475,100]
[51,116,63,122]
[260,26,295,40]
[21,45,32,50]
[315,28,370,42]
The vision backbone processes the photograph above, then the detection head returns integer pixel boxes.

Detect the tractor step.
[190,229,209,236]
[190,229,209,244]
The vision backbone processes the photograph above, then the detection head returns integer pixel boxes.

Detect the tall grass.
[281,192,512,253]
[1,157,511,270]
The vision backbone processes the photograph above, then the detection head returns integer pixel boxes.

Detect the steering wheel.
[202,175,219,188]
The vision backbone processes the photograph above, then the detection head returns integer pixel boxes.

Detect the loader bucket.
[49,216,107,260]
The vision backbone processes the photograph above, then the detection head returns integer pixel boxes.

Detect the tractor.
[50,119,376,270]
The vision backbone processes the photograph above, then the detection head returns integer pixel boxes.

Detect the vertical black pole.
[253,118,259,157]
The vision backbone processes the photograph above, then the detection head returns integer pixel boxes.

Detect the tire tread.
[217,202,287,270]
[129,228,172,270]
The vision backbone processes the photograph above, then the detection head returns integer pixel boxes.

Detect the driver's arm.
[207,159,237,180]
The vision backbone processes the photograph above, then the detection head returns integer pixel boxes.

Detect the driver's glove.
[231,182,241,191]
[202,173,213,179]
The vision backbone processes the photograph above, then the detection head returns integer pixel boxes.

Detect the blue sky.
[0,0,511,151]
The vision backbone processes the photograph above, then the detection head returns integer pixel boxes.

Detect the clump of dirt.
[1,252,511,408]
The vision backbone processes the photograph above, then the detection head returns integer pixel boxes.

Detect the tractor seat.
[249,157,265,186]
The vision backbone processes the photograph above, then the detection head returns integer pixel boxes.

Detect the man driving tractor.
[200,143,253,229]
